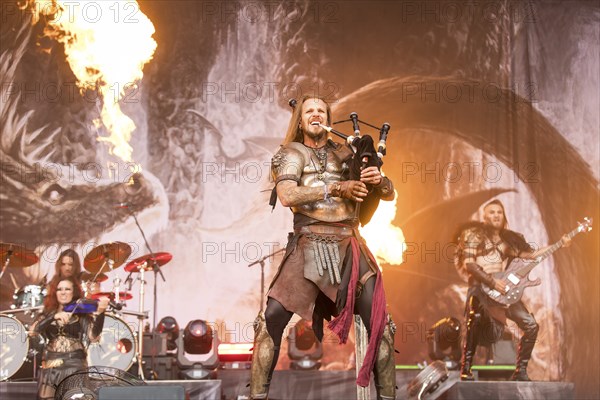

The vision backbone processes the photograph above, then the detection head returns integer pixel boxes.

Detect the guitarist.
[455,199,571,381]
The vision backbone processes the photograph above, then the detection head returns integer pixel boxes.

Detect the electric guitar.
[481,217,593,305]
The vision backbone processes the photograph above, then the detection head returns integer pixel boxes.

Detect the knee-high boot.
[373,317,397,400]
[249,313,276,399]
[510,321,538,381]
[460,302,481,381]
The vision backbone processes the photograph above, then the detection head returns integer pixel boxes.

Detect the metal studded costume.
[455,222,539,381]
[250,139,396,399]
[33,309,105,399]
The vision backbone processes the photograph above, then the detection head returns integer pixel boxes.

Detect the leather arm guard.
[33,313,55,335]
[466,262,495,287]
[90,312,106,339]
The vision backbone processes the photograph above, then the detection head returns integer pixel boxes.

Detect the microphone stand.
[123,205,166,380]
[248,248,285,313]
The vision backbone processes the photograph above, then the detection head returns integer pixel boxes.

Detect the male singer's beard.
[304,127,326,143]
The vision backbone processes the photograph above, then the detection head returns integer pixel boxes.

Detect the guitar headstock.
[578,217,593,233]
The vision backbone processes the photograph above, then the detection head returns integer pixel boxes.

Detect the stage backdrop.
[1,1,598,397]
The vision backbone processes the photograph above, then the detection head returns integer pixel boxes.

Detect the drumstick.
[9,272,18,290]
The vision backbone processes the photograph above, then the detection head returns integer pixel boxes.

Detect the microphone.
[114,202,132,208]
[377,123,390,158]
[288,98,297,109]
[109,300,123,311]
[349,112,360,136]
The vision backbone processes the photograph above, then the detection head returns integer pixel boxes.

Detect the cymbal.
[0,243,38,268]
[125,252,172,273]
[84,242,131,273]
[90,291,132,301]
[79,271,108,283]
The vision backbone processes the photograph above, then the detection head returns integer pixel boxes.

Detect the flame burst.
[360,190,406,265]
[32,0,157,162]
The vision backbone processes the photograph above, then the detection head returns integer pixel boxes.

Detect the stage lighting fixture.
[156,316,179,351]
[218,342,253,369]
[175,319,219,379]
[426,317,462,370]
[287,319,322,370]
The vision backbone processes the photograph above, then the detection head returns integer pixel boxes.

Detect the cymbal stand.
[122,205,164,379]
[113,276,121,304]
[0,250,14,280]
[91,256,114,282]
[136,262,147,380]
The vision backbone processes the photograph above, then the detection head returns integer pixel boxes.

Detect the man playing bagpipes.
[249,95,396,399]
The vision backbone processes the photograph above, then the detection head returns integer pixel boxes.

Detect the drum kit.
[0,242,173,381]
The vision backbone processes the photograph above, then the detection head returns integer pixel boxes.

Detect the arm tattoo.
[277,181,325,207]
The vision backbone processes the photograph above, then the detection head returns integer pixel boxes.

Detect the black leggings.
[264,253,376,377]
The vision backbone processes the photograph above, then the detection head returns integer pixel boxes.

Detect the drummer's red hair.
[44,276,83,312]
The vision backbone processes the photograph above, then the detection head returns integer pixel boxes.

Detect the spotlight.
[156,316,179,351]
[426,317,462,370]
[176,319,219,379]
[183,320,213,354]
[218,342,253,369]
[287,319,322,370]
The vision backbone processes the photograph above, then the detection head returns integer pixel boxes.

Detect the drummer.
[53,249,82,280]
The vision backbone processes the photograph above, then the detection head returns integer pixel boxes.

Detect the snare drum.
[12,285,47,309]
[87,314,136,371]
[0,315,29,381]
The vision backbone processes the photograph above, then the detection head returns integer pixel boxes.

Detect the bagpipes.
[288,99,391,225]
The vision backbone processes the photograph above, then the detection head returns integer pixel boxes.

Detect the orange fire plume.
[31,0,157,162]
[359,190,406,265]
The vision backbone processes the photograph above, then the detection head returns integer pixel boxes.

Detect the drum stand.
[136,263,147,380]
[122,204,165,380]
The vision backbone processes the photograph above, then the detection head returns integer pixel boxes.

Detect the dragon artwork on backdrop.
[1,1,597,395]
[0,12,167,305]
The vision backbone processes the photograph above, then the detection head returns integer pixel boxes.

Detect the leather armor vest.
[271,140,356,222]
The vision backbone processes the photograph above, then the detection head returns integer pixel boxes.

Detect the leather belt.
[295,224,355,236]
[45,349,85,360]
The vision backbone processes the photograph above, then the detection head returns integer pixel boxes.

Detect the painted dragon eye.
[124,172,143,196]
[43,184,67,205]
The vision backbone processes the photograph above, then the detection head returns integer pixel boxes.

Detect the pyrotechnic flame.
[31,0,157,162]
[360,190,406,265]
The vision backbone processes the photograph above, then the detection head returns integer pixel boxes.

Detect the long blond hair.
[283,95,332,144]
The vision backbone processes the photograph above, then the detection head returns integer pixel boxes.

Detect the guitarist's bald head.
[483,199,508,230]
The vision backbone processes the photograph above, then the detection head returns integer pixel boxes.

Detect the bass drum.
[87,314,136,371]
[0,315,29,381]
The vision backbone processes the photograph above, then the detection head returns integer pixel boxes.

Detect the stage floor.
[0,370,575,399]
